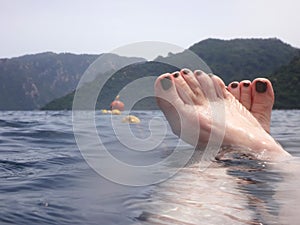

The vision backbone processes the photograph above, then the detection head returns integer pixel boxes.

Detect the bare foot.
[155,69,291,161]
[227,79,274,133]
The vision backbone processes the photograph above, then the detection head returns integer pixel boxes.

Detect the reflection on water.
[0,110,299,224]
[131,110,300,225]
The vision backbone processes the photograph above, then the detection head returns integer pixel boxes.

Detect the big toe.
[155,71,204,146]
[251,78,274,133]
[154,73,184,136]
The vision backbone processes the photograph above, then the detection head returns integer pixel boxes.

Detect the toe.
[251,78,274,133]
[194,70,218,101]
[154,73,184,110]
[239,80,252,110]
[180,68,205,104]
[154,73,184,136]
[227,81,240,100]
[210,74,227,99]
[172,71,199,105]
[251,78,274,109]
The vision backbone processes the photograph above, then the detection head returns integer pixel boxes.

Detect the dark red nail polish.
[182,69,190,75]
[173,72,180,78]
[243,82,250,87]
[255,81,267,93]
[195,70,203,76]
[231,82,238,88]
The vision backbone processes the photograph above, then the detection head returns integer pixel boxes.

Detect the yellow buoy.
[101,109,108,114]
[112,109,121,115]
[122,115,140,124]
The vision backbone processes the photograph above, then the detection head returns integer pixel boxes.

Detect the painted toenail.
[160,76,172,90]
[173,72,180,78]
[231,82,238,88]
[195,70,203,76]
[182,69,190,75]
[255,81,267,93]
[243,82,250,87]
[208,73,214,78]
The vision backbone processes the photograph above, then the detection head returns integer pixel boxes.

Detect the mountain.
[42,38,300,110]
[1,38,299,110]
[0,52,145,110]
[188,38,299,83]
[41,61,177,110]
[268,55,300,109]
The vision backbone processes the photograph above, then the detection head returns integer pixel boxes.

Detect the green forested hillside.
[42,38,300,110]
[0,52,144,110]
[189,38,299,83]
[0,52,98,109]
[1,38,295,111]
[41,62,177,110]
[269,56,300,109]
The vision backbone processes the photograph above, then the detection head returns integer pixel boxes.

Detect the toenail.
[231,82,238,88]
[195,70,203,76]
[243,82,250,87]
[255,81,267,93]
[160,76,172,90]
[182,69,190,75]
[173,72,180,78]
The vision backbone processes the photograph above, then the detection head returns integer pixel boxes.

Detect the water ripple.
[0,110,299,224]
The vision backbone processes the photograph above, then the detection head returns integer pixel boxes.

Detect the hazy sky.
[1,0,299,58]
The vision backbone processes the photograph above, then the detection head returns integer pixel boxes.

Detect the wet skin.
[227,78,274,133]
[155,69,291,161]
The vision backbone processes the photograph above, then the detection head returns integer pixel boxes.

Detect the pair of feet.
[155,69,291,161]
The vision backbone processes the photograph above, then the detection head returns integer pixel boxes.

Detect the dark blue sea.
[0,110,299,225]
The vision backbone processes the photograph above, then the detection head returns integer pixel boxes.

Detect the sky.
[1,0,300,58]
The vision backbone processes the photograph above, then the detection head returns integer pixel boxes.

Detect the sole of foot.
[155,69,290,161]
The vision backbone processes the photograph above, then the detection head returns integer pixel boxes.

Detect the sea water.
[0,110,299,225]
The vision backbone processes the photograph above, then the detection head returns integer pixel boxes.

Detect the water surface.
[0,110,299,224]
